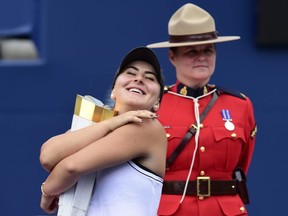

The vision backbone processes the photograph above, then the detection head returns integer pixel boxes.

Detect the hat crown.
[147,3,240,48]
[168,3,216,36]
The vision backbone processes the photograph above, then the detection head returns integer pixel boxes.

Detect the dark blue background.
[0,0,286,215]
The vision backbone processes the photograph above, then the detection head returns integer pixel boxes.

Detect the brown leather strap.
[162,180,238,196]
[166,91,219,168]
[169,31,218,43]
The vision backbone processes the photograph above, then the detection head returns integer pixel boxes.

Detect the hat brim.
[147,36,240,48]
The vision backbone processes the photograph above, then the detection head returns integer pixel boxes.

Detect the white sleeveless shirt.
[87,161,163,216]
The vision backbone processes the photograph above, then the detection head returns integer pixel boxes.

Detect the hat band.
[169,31,218,43]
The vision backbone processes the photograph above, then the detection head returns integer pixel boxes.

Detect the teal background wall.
[0,0,286,215]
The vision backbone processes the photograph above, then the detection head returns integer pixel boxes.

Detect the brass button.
[200,146,205,152]
[166,133,170,138]
[231,133,237,138]
[199,123,204,128]
[198,196,204,200]
[240,206,245,213]
[200,171,205,176]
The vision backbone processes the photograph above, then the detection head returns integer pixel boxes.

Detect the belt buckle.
[197,176,211,197]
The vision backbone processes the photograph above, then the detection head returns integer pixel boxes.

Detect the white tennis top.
[87,161,163,216]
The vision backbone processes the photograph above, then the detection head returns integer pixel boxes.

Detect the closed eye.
[126,71,136,76]
[145,75,156,81]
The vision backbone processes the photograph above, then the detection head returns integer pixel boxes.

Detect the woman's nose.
[134,75,144,84]
[197,54,206,61]
[134,79,144,84]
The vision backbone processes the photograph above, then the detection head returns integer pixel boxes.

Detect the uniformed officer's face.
[169,44,216,88]
[112,60,161,113]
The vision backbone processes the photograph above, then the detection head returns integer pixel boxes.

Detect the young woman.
[39,47,167,216]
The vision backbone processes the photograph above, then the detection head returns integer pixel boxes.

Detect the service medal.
[221,109,235,131]
[224,121,235,131]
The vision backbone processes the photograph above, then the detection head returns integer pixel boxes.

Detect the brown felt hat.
[147,3,240,48]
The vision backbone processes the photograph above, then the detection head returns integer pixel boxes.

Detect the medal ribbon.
[221,109,232,121]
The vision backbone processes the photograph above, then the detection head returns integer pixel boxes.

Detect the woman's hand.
[40,194,59,214]
[107,110,158,132]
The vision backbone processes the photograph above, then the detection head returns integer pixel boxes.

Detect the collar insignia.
[180,86,187,96]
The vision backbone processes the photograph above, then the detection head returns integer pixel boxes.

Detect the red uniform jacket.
[157,82,256,216]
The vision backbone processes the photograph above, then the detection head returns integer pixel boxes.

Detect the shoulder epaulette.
[216,85,246,100]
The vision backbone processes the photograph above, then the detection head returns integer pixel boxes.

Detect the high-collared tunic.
[157,81,257,216]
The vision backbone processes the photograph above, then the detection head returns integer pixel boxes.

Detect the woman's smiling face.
[112,60,161,113]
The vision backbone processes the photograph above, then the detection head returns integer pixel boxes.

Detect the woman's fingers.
[40,195,58,214]
[134,110,158,118]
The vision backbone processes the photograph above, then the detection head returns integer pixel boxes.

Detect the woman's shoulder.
[143,119,167,148]
[119,118,166,144]
[143,118,166,135]
[113,117,164,134]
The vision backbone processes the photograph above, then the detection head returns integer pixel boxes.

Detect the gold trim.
[74,95,117,122]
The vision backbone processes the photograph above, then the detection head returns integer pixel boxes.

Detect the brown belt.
[162,177,238,197]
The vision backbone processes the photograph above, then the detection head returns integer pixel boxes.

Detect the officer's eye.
[204,48,214,54]
[186,49,197,55]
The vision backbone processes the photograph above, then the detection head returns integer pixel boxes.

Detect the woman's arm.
[44,118,164,192]
[40,117,166,213]
[40,110,158,171]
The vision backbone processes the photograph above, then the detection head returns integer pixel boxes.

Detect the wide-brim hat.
[112,47,164,101]
[147,3,240,48]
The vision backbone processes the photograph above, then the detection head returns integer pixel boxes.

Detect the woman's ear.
[168,50,175,66]
[153,101,160,112]
[110,90,116,99]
